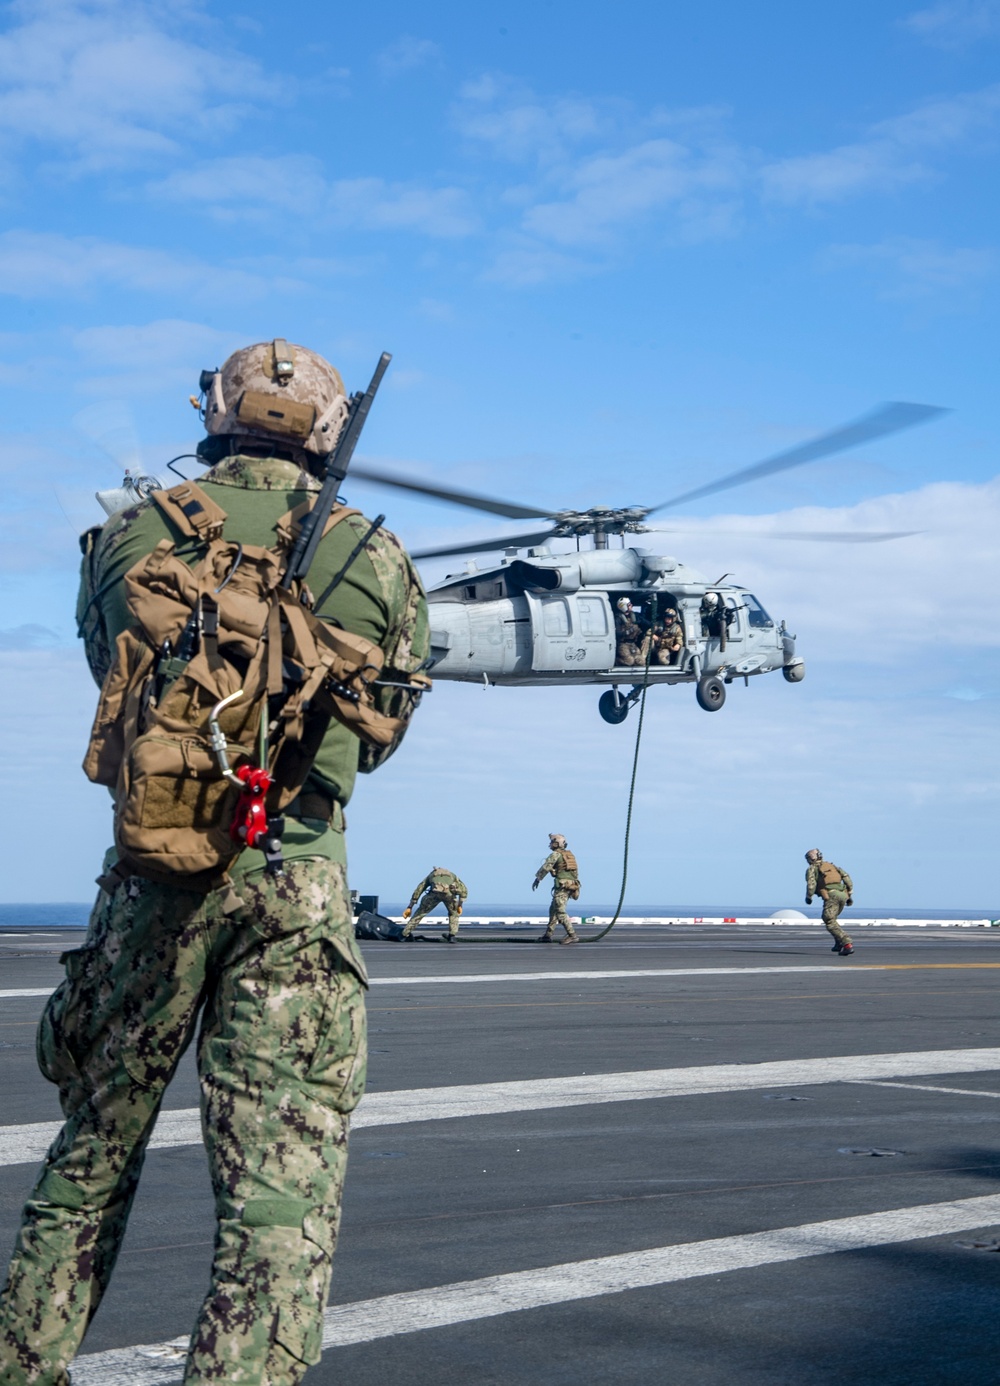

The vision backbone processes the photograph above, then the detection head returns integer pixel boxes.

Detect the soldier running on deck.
[805,849,855,955]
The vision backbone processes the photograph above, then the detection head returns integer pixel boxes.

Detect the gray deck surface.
[2,923,999,1384]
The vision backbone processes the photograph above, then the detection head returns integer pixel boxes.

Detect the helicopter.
[348,400,945,723]
[88,395,946,725]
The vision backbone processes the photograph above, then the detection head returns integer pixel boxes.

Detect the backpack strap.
[151,482,228,543]
[274,500,360,556]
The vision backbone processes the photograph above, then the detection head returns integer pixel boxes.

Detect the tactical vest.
[554,848,576,892]
[83,481,429,889]
[818,862,845,889]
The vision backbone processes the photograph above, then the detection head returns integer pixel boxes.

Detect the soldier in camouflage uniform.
[401,867,468,942]
[614,598,644,666]
[805,848,855,955]
[0,341,428,1386]
[532,834,580,944]
[653,608,684,666]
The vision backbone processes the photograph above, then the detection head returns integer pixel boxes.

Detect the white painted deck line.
[851,1079,1000,1099]
[366,963,954,986]
[68,1193,1000,1384]
[0,960,979,1002]
[3,1047,999,1169]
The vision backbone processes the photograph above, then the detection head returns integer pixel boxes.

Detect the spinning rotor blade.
[411,528,559,561]
[648,401,947,514]
[655,527,919,543]
[350,463,551,521]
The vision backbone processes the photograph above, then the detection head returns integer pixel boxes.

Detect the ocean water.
[0,901,994,929]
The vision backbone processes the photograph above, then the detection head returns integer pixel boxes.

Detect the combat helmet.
[616,597,632,613]
[805,848,822,863]
[549,833,567,849]
[196,338,350,464]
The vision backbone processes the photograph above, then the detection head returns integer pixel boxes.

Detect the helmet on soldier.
[197,339,349,464]
[616,597,632,613]
[549,833,567,848]
[805,849,822,862]
[703,591,719,608]
[664,608,678,621]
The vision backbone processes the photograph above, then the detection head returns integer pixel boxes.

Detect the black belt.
[285,791,342,826]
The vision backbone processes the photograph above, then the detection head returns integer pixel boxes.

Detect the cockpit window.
[744,594,774,628]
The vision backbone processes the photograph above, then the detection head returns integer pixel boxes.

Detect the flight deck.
[2,923,999,1384]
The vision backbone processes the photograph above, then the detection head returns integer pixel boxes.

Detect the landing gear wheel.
[696,675,726,712]
[599,690,629,724]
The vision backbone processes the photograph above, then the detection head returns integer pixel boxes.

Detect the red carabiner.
[229,763,273,849]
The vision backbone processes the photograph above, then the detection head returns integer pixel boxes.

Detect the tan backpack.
[556,849,580,899]
[84,482,428,890]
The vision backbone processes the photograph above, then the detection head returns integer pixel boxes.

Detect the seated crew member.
[614,597,644,666]
[401,867,468,943]
[654,608,685,666]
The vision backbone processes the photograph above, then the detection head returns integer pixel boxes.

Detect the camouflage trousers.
[0,857,367,1386]
[822,890,852,948]
[543,886,579,939]
[402,890,461,938]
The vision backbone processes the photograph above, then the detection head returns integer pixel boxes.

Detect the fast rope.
[450,596,656,946]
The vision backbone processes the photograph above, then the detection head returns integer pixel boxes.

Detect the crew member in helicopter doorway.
[533,834,581,944]
[805,849,855,955]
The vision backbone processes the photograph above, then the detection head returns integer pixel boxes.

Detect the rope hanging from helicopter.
[457,596,657,946]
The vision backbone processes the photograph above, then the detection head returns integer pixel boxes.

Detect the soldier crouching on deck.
[0,340,429,1386]
[401,867,468,943]
[533,834,581,944]
[805,848,855,955]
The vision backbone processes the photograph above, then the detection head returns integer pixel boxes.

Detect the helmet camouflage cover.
[549,833,567,848]
[805,848,822,862]
[200,338,350,459]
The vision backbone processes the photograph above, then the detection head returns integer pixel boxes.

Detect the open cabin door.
[527,592,615,671]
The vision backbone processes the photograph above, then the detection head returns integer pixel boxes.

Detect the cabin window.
[744,594,774,629]
[541,598,570,636]
[577,597,608,636]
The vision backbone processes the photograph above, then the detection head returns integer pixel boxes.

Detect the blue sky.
[1,0,999,909]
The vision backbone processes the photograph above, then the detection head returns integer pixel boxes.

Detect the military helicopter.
[350,401,945,723]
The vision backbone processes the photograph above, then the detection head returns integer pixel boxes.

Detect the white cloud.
[822,236,998,300]
[760,86,1000,204]
[0,230,352,300]
[454,74,607,164]
[150,155,328,213]
[377,35,442,79]
[70,318,244,397]
[150,156,478,237]
[0,0,274,173]
[456,76,1000,281]
[327,178,478,237]
[522,137,744,248]
[903,1,1000,46]
[0,230,263,298]
[645,475,1000,666]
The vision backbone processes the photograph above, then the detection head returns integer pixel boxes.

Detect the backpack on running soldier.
[83,480,428,890]
[556,849,581,899]
[818,862,845,889]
